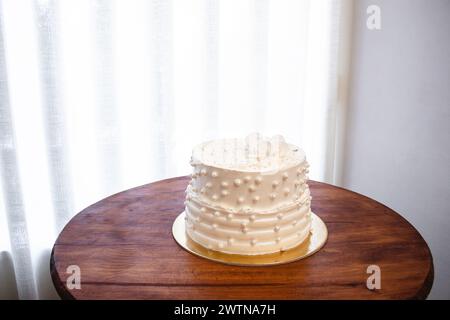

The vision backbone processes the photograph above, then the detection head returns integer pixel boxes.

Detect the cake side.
[187,160,309,212]
[184,134,312,255]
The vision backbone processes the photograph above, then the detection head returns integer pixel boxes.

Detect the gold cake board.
[172,211,328,266]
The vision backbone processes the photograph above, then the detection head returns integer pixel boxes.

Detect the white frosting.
[192,133,305,172]
[185,134,312,255]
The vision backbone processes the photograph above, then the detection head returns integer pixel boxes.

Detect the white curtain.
[0,0,352,299]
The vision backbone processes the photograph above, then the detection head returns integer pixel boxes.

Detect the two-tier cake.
[184,133,312,255]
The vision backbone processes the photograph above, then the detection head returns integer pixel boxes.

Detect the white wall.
[342,0,450,299]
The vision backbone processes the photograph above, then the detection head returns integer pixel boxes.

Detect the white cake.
[184,133,312,255]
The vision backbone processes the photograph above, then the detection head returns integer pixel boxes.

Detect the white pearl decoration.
[185,138,312,256]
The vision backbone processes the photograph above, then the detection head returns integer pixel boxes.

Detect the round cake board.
[172,211,328,266]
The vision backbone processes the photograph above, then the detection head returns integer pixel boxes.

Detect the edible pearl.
[277,213,283,220]
[244,176,251,183]
[200,207,207,213]
[227,213,234,220]
[270,193,277,200]
[272,180,279,188]
[249,214,256,221]
[274,225,280,232]
[205,182,213,188]
[221,190,229,196]
[255,176,262,185]
[282,172,289,180]
[237,196,245,204]
[214,211,220,217]
[234,178,242,187]
[211,171,219,178]
[251,239,257,246]
[212,194,219,201]
[200,168,207,176]
[284,187,290,195]
[252,195,260,203]
[221,181,229,188]
[248,185,256,192]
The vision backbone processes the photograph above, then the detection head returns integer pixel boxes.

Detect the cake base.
[172,211,327,266]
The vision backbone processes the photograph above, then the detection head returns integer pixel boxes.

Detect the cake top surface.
[192,133,305,173]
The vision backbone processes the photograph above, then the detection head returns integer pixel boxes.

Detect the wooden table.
[50,177,433,299]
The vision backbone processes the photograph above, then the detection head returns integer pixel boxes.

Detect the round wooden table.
[50,177,433,299]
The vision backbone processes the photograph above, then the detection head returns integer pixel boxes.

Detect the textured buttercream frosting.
[184,133,312,255]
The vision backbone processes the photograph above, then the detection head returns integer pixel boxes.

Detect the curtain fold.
[91,0,122,195]
[34,0,74,232]
[0,3,37,299]
[0,0,352,299]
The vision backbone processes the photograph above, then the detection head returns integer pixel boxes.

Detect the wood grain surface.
[50,176,433,299]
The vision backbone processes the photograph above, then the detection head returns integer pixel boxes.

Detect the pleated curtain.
[0,0,353,299]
